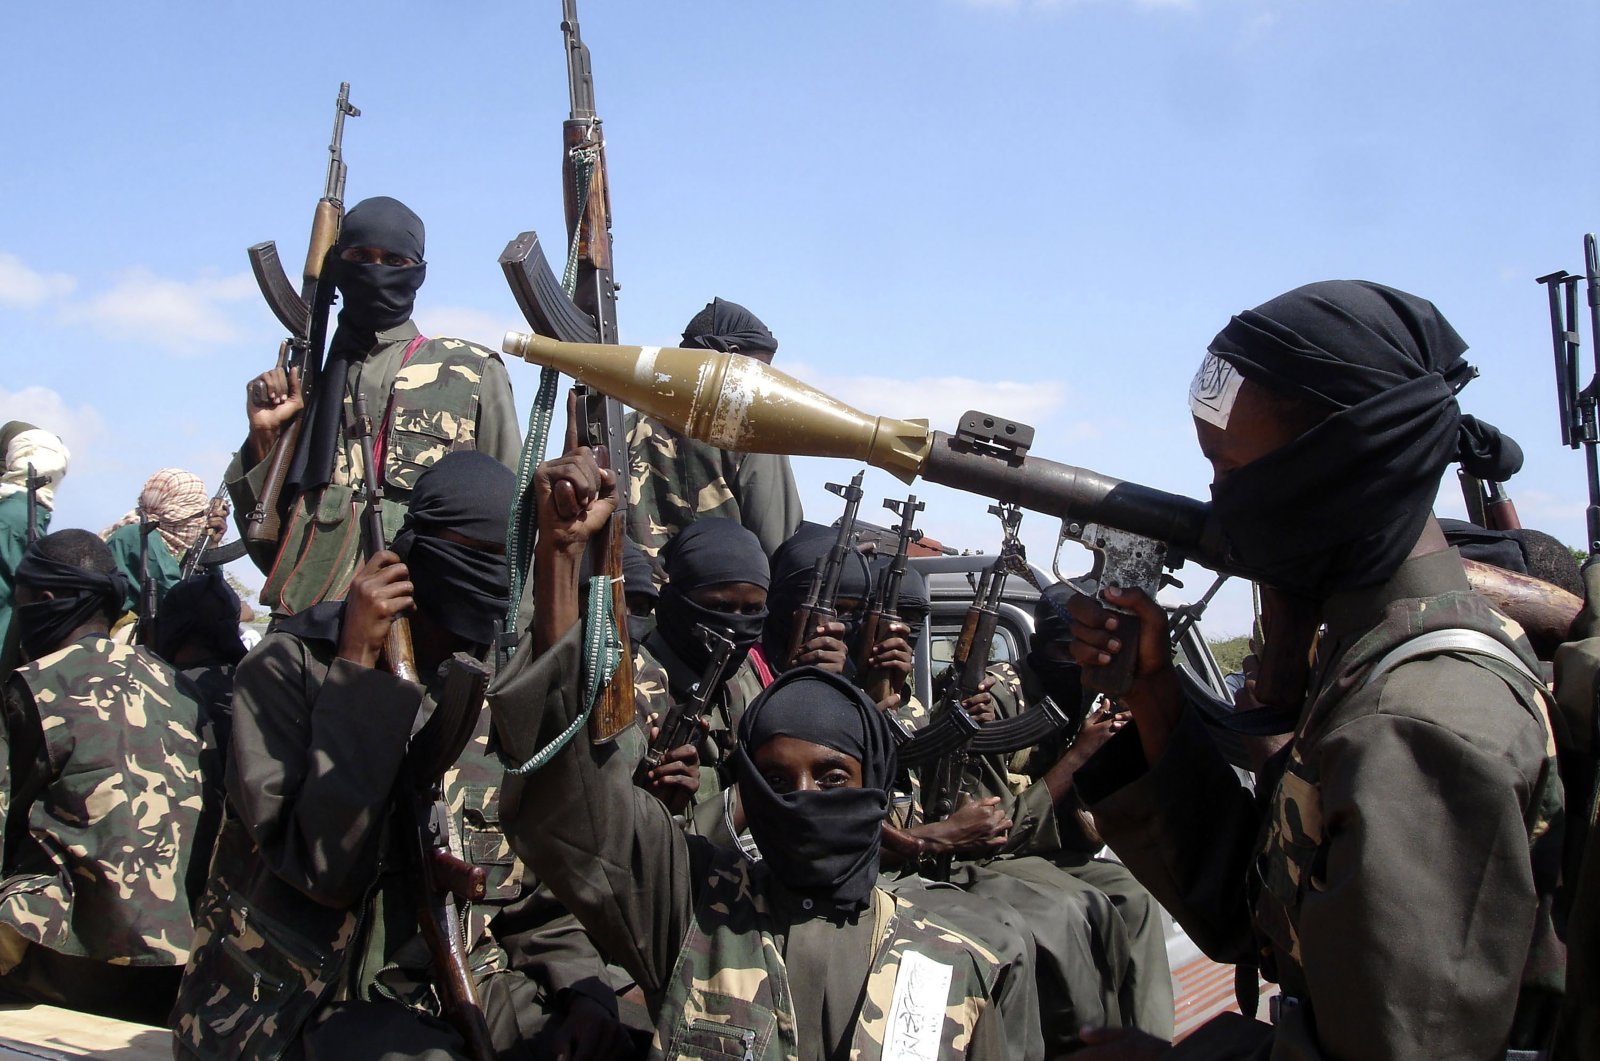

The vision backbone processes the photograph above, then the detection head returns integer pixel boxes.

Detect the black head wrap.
[14,538,127,661]
[288,197,429,499]
[1202,280,1503,596]
[153,570,247,666]
[655,520,771,673]
[1027,579,1094,711]
[731,666,895,913]
[391,451,512,645]
[762,523,872,669]
[622,535,659,601]
[330,196,427,334]
[681,298,779,356]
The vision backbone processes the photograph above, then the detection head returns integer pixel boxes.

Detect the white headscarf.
[0,428,71,510]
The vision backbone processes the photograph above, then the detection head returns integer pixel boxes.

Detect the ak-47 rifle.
[397,653,497,1061]
[179,479,249,579]
[854,494,925,704]
[498,0,634,743]
[1540,234,1600,560]
[633,626,736,790]
[133,511,158,646]
[243,82,360,567]
[786,472,867,667]
[24,463,46,545]
[348,390,420,684]
[1459,471,1523,532]
[917,507,1021,846]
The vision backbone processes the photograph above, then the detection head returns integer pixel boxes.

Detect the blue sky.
[3,0,1598,635]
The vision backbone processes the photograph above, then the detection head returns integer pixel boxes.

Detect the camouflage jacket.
[1086,550,1563,1059]
[0,636,204,970]
[636,630,766,809]
[653,845,1003,1061]
[228,321,521,616]
[624,413,803,564]
[172,608,517,1060]
[491,623,1008,1060]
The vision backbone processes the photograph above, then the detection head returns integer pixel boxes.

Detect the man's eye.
[384,255,408,267]
[819,771,850,789]
[764,772,791,792]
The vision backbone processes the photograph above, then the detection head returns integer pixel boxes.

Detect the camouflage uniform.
[625,413,803,563]
[171,608,551,1059]
[490,622,1009,1059]
[954,661,1176,1045]
[227,323,521,616]
[1082,549,1564,1058]
[636,629,766,809]
[0,635,204,1022]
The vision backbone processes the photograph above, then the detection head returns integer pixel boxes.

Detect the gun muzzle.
[502,331,931,481]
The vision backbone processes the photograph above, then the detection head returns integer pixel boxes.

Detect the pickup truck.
[909,553,1271,1040]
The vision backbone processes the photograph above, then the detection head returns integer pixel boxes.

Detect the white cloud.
[417,306,514,347]
[78,268,257,356]
[0,252,76,309]
[784,361,1069,430]
[0,385,108,464]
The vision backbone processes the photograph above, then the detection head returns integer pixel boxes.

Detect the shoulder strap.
[373,335,430,478]
[1361,628,1540,691]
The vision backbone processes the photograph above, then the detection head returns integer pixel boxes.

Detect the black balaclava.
[391,451,512,646]
[655,519,770,675]
[14,538,127,661]
[680,297,778,356]
[621,534,659,643]
[289,196,428,498]
[1027,580,1090,709]
[330,196,427,334]
[731,666,895,913]
[1199,280,1513,598]
[153,570,247,666]
[762,522,871,669]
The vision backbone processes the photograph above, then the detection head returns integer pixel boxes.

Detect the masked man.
[626,298,803,562]
[0,422,70,678]
[174,452,577,1059]
[231,195,521,616]
[101,467,223,620]
[0,530,204,1024]
[492,446,1008,1060]
[635,518,771,809]
[1069,281,1562,1059]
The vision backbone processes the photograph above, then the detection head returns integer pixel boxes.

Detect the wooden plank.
[0,1005,168,1060]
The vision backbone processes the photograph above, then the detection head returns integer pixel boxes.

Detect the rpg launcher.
[244,81,360,566]
[501,331,1228,697]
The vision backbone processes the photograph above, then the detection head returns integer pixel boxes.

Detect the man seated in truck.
[0,529,205,1025]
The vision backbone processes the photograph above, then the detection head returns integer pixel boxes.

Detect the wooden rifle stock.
[1463,557,1580,660]
[349,392,420,684]
[397,654,494,1060]
[589,513,637,743]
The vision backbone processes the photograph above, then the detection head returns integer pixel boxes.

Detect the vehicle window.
[929,627,1018,669]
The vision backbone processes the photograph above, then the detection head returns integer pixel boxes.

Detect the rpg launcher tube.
[502,332,932,482]
[502,330,1219,568]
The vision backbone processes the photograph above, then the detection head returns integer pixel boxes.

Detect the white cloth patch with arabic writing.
[883,949,954,1061]
[1189,352,1244,429]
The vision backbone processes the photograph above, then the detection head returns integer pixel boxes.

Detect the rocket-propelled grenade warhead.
[501,331,933,482]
